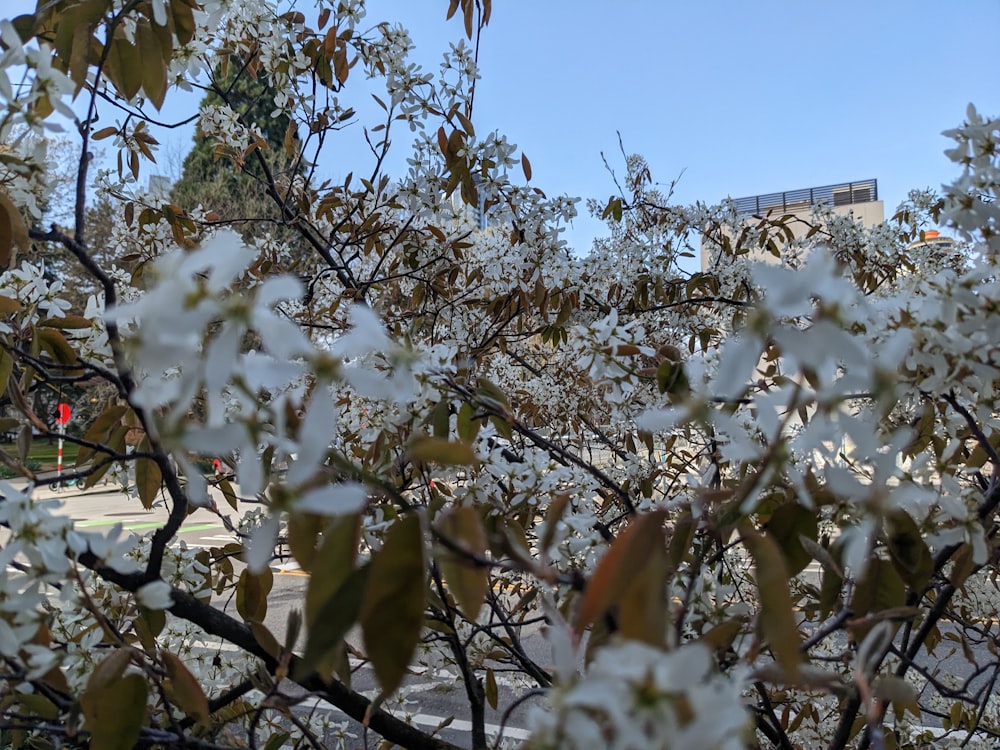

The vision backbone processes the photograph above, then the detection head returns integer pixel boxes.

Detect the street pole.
[56,420,64,483]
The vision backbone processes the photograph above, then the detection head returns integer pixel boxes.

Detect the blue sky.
[379,0,1000,249]
[6,1,1000,253]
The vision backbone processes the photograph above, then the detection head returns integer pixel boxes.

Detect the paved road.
[24,480,239,549]
[15,480,1000,745]
[12,481,542,745]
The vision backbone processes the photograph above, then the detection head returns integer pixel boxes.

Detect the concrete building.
[702,178,884,270]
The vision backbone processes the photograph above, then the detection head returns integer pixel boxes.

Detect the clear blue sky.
[379,0,1000,249]
[7,1,1000,252]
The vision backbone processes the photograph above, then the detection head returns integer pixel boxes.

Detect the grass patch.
[27,440,81,469]
[0,439,80,476]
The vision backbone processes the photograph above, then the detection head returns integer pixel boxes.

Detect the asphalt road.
[14,480,542,746]
[21,480,992,746]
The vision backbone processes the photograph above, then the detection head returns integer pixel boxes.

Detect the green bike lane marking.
[76,519,222,533]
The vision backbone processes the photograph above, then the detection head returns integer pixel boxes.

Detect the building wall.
[701,181,884,270]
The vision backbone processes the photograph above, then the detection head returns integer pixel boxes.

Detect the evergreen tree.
[171,57,297,241]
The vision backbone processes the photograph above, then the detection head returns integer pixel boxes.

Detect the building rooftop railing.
[731,178,878,216]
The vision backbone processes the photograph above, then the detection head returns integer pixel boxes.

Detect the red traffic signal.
[55,403,71,425]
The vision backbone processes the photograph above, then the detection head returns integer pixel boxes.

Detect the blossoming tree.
[0,1,999,749]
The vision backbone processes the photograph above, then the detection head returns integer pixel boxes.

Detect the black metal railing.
[731,178,878,215]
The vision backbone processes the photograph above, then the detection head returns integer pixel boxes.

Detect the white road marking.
[293,697,532,741]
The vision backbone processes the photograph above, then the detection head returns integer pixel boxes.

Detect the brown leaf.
[436,507,489,617]
[575,511,666,636]
[407,436,477,466]
[0,295,21,314]
[360,514,425,695]
[135,437,162,510]
[82,672,148,750]
[137,20,167,108]
[86,648,132,692]
[249,621,282,660]
[236,567,273,622]
[0,350,12,401]
[742,524,801,680]
[0,193,29,268]
[162,652,210,724]
[92,126,118,140]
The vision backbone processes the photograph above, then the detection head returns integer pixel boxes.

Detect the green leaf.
[236,568,273,622]
[17,694,59,720]
[885,510,933,592]
[656,359,689,397]
[137,606,165,646]
[408,436,477,466]
[86,648,131,691]
[250,621,282,660]
[666,511,696,574]
[82,672,148,750]
[873,675,921,719]
[11,14,35,42]
[360,515,426,695]
[429,399,450,439]
[742,524,801,679]
[286,513,322,572]
[456,402,480,443]
[305,515,359,626]
[489,414,513,441]
[764,502,818,577]
[16,424,31,464]
[297,563,370,679]
[819,568,844,620]
[263,733,292,750]
[476,377,510,413]
[852,558,906,619]
[436,507,489,617]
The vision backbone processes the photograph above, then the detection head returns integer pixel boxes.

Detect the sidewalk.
[4,472,123,502]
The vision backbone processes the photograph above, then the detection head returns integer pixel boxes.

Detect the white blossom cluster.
[942,105,1000,254]
[527,639,750,750]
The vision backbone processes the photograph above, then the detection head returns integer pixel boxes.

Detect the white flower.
[297,483,368,516]
[137,580,174,610]
[331,304,392,359]
[245,513,282,573]
[528,639,750,750]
